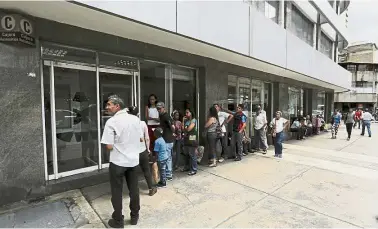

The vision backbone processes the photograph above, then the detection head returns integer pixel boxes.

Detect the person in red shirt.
[354,108,362,129]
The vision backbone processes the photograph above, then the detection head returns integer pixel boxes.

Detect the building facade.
[336,42,378,111]
[0,0,350,206]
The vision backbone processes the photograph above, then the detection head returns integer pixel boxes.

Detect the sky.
[347,0,378,44]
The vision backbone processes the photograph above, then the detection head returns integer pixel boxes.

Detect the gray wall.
[0,42,45,206]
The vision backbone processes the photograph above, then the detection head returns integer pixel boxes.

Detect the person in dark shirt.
[156,102,175,181]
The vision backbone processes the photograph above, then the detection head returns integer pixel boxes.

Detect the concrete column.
[278,0,285,28]
[334,34,339,63]
[273,82,280,114]
[325,92,335,122]
[315,13,321,50]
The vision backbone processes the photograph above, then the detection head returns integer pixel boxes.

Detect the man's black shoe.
[130,217,139,225]
[108,218,124,228]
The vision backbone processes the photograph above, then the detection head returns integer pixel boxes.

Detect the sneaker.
[262,150,267,155]
[188,171,197,176]
[108,218,124,228]
[274,154,278,157]
[166,177,173,182]
[234,157,241,161]
[242,153,247,156]
[209,162,217,167]
[157,181,166,188]
[130,217,139,226]
[218,157,225,163]
[148,187,157,196]
[277,154,282,158]
[347,138,350,141]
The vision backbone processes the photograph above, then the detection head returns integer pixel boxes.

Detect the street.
[1,124,377,228]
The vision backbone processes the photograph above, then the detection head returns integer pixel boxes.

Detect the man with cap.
[156,102,175,180]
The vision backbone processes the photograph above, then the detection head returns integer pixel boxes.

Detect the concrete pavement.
[1,123,377,228]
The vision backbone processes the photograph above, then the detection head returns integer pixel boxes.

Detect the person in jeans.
[128,106,157,196]
[331,109,342,139]
[205,106,220,167]
[270,111,288,158]
[154,128,169,188]
[344,108,355,141]
[156,102,175,181]
[361,108,372,137]
[100,95,142,227]
[182,108,198,175]
[172,111,183,171]
[231,104,247,161]
[213,104,233,162]
[253,105,268,154]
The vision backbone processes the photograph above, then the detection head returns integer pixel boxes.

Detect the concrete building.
[0,0,350,206]
[335,42,378,111]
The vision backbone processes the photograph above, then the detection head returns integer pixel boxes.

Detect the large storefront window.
[288,86,303,118]
[228,75,273,138]
[42,43,197,180]
[312,91,325,116]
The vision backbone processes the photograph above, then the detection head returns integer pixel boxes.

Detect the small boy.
[154,128,169,188]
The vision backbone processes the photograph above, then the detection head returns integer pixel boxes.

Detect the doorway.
[42,44,139,180]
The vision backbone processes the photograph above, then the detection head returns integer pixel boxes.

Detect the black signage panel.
[0,12,35,46]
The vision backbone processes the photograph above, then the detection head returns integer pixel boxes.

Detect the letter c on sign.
[20,19,32,35]
[1,15,16,31]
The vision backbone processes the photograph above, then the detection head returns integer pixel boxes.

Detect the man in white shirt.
[361,108,372,137]
[254,105,268,154]
[269,111,289,158]
[101,95,142,227]
[214,104,234,162]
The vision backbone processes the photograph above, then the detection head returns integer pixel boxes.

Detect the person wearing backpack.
[204,106,221,167]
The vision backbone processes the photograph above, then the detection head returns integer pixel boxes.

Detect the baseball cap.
[156,102,165,108]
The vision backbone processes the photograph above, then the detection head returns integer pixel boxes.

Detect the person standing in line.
[361,108,372,137]
[128,106,157,196]
[354,108,362,129]
[213,104,233,162]
[253,105,268,154]
[153,128,169,188]
[156,102,175,181]
[331,109,342,139]
[344,108,355,141]
[204,106,220,167]
[172,111,183,171]
[101,95,142,227]
[231,104,247,161]
[145,94,160,185]
[270,111,289,158]
[182,108,198,175]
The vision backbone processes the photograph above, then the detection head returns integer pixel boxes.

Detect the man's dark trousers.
[109,162,140,221]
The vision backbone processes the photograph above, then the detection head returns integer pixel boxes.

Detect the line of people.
[100,93,331,228]
[335,108,373,141]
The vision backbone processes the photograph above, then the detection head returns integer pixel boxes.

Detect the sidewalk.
[1,124,377,228]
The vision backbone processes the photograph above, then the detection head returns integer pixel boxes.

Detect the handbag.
[183,119,198,147]
[215,120,223,138]
[242,130,251,144]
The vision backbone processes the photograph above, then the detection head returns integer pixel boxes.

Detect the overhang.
[0,0,349,92]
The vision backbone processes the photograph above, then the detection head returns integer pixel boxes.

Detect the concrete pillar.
[304,89,314,116]
[315,13,321,50]
[278,0,285,28]
[325,92,335,122]
[273,82,280,114]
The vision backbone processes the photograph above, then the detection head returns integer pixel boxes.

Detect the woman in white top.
[129,106,157,196]
[270,111,289,158]
[145,94,160,150]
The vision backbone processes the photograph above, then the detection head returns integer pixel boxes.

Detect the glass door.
[44,61,99,179]
[99,68,134,166]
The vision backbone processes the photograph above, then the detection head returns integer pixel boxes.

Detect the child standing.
[154,128,169,188]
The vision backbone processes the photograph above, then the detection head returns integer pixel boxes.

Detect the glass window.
[320,32,333,59]
[265,1,279,23]
[288,86,303,119]
[347,64,357,72]
[289,4,314,46]
[172,67,196,118]
[44,63,99,174]
[139,61,167,121]
[228,75,238,111]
